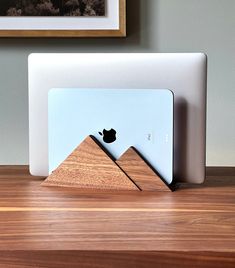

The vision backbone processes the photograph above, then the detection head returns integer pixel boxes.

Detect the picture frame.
[0,0,126,37]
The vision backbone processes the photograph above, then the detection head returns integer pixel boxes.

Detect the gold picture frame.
[0,0,126,37]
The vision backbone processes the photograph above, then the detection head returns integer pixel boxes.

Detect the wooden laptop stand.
[42,136,172,192]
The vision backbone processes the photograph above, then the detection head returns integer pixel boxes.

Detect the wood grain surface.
[0,166,234,267]
[117,146,171,191]
[43,136,139,190]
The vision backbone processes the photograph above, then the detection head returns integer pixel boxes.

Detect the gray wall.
[0,0,234,166]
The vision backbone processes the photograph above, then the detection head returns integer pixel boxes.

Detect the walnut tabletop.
[0,166,234,268]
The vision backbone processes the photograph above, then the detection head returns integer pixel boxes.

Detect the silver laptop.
[28,53,207,183]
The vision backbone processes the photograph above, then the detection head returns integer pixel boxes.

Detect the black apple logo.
[99,128,116,143]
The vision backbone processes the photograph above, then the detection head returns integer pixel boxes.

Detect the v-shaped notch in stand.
[42,136,139,191]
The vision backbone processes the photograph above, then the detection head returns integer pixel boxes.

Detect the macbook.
[28,53,207,183]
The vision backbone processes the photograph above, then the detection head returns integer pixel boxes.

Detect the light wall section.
[0,0,234,166]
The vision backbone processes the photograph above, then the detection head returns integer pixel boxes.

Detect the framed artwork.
[0,0,126,37]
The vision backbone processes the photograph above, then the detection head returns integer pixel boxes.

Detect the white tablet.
[48,88,174,184]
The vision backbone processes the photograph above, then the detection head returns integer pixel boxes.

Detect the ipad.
[48,88,174,184]
[29,53,207,183]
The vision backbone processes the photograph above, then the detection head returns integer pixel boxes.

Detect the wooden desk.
[0,166,234,267]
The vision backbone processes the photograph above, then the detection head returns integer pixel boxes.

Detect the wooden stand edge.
[117,147,172,192]
[42,135,172,192]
